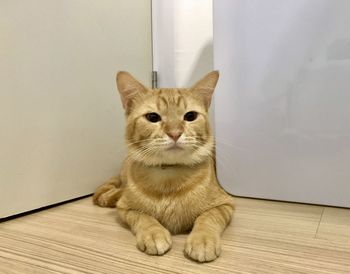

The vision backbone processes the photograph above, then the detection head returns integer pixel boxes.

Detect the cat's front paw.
[136,226,172,255]
[184,232,221,262]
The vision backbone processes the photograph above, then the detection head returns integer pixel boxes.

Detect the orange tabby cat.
[93,71,234,262]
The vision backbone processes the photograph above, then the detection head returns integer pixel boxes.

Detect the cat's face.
[117,71,219,166]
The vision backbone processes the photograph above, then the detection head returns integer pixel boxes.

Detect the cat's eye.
[145,112,161,123]
[184,111,198,122]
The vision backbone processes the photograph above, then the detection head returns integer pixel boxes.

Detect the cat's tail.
[93,176,124,208]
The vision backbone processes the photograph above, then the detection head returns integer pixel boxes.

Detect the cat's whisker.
[133,146,154,159]
[126,137,169,149]
[189,143,214,159]
[214,138,247,152]
[138,147,158,163]
[138,145,158,156]
[126,138,158,146]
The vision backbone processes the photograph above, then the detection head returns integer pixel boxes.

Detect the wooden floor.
[1,197,350,274]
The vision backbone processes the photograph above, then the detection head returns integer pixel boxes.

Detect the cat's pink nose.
[167,131,182,142]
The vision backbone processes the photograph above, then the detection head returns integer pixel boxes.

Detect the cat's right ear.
[116,71,147,112]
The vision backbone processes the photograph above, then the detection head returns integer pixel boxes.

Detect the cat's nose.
[167,131,182,142]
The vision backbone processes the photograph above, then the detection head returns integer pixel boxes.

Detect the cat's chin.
[165,146,183,151]
[129,139,214,167]
[134,149,211,167]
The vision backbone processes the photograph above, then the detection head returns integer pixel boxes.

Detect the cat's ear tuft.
[191,71,219,108]
[116,71,147,111]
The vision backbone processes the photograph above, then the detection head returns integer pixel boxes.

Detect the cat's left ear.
[116,71,147,112]
[191,71,219,108]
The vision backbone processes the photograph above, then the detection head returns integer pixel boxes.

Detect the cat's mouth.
[167,145,184,151]
[166,143,184,151]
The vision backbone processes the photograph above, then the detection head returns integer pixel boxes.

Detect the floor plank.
[316,207,350,244]
[1,197,349,274]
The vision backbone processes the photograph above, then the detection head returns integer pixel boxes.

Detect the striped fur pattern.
[93,71,234,262]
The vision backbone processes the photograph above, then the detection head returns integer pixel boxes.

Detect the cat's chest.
[126,184,209,234]
[150,193,205,233]
[122,163,213,233]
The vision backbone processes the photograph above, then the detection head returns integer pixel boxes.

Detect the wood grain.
[316,207,350,244]
[1,197,349,274]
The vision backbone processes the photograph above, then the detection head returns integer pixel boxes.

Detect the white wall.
[214,0,350,207]
[152,0,213,87]
[0,0,152,217]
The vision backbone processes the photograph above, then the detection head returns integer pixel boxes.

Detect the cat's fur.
[93,71,234,262]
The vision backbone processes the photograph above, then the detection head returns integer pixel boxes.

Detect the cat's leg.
[184,203,233,262]
[117,207,172,255]
[93,176,123,207]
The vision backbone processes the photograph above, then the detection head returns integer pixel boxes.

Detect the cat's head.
[116,71,219,166]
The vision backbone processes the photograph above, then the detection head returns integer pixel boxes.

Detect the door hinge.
[152,71,158,88]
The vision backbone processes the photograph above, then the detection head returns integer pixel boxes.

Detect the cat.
[93,71,234,262]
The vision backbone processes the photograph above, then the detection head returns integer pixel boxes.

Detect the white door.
[0,0,152,218]
[214,0,350,207]
[152,0,213,87]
